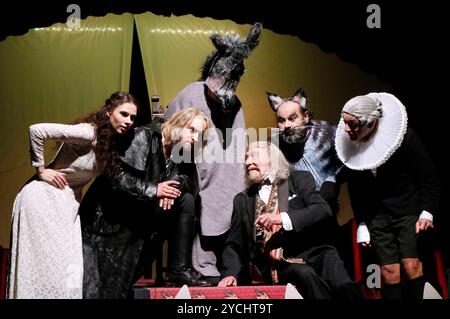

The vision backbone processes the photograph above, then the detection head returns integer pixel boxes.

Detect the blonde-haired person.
[161,107,211,164]
[8,92,138,299]
[218,142,362,299]
[161,107,210,146]
[80,107,212,298]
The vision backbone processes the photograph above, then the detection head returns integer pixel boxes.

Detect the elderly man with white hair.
[335,93,441,299]
[218,141,362,299]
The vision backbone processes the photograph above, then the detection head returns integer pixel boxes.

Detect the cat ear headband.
[266,88,308,112]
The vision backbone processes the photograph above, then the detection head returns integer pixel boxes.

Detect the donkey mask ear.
[246,22,263,53]
[210,34,229,52]
[266,92,284,112]
[291,88,308,109]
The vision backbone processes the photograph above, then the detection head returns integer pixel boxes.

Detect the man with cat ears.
[266,89,343,247]
[267,89,343,214]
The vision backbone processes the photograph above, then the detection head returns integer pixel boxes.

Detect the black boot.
[166,214,210,287]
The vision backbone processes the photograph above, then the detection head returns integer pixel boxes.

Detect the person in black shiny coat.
[80,108,211,298]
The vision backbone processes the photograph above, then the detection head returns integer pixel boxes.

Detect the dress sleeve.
[29,123,95,167]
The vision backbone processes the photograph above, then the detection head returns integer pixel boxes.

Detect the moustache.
[280,126,311,144]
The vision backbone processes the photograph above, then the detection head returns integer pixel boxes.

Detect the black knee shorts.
[368,213,418,265]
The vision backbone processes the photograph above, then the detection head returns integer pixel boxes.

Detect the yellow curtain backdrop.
[0,13,134,247]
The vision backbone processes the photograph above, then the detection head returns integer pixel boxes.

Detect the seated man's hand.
[218,276,237,287]
[255,214,282,231]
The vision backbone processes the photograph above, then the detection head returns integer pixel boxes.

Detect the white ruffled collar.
[335,92,408,171]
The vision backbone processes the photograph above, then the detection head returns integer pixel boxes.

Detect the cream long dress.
[8,123,99,299]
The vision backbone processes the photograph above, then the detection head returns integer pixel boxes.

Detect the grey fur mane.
[199,23,262,111]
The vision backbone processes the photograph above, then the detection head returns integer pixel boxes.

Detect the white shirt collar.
[263,174,275,184]
[259,175,275,204]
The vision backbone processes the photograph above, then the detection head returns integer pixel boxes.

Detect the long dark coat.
[80,119,198,298]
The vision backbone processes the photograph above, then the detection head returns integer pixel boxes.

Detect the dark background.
[1,0,448,269]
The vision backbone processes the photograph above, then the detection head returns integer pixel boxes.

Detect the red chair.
[0,245,9,299]
[431,248,448,299]
[350,219,381,299]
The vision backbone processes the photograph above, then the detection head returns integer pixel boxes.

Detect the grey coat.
[165,81,246,236]
[165,81,247,277]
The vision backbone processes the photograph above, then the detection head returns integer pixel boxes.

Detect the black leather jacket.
[80,119,199,298]
[80,119,199,235]
[113,119,198,200]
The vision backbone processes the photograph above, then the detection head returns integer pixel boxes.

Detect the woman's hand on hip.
[37,168,68,190]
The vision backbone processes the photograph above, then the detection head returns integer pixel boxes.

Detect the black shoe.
[166,270,212,287]
[196,275,220,286]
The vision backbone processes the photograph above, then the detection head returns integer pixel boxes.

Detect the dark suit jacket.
[345,128,441,223]
[221,170,333,282]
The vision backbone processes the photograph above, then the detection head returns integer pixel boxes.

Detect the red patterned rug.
[133,284,302,299]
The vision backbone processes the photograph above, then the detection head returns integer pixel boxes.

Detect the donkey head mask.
[200,22,262,112]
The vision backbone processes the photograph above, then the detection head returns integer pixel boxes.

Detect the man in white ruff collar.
[335,93,441,299]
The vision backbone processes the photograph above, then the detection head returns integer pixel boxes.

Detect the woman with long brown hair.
[7,92,138,299]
